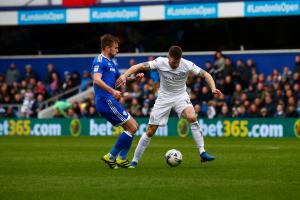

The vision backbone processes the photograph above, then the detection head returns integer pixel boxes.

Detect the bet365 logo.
[177,118,189,137]
[294,119,300,138]
[70,118,81,137]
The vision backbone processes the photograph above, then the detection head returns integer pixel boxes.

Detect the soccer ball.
[165,149,183,167]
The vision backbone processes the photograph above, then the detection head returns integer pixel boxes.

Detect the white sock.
[132,133,151,163]
[190,121,205,154]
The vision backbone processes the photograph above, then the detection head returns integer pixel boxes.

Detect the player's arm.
[93,73,121,99]
[201,71,222,96]
[126,73,144,82]
[116,62,150,87]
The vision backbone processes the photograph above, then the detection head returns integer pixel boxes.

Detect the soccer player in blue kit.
[92,34,143,169]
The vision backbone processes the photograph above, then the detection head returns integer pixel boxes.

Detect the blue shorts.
[95,98,130,126]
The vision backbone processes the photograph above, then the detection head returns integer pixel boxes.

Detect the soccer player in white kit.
[116,46,222,168]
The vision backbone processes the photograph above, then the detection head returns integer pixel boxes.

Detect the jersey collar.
[100,54,111,61]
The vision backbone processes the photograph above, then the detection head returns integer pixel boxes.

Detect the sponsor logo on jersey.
[94,65,99,72]
[110,68,116,72]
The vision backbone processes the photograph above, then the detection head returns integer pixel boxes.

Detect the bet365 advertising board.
[0,118,299,138]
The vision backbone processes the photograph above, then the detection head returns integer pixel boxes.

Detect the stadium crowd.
[0,52,300,118]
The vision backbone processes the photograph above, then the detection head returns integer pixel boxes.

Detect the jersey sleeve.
[92,59,105,74]
[148,57,162,70]
[189,61,206,77]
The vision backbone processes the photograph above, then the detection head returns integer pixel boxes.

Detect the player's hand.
[116,75,126,87]
[135,73,144,81]
[212,88,222,97]
[111,89,122,100]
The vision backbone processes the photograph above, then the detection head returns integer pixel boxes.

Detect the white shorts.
[149,93,193,126]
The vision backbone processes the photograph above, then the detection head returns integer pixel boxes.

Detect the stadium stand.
[0,52,299,118]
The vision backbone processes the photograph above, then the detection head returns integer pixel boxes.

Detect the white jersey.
[148,56,205,97]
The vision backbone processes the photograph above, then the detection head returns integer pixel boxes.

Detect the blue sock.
[109,131,134,160]
[118,133,135,160]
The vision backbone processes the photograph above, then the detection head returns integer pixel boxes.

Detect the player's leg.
[98,99,135,169]
[115,118,138,168]
[130,99,172,168]
[181,106,215,162]
[130,124,158,168]
[175,97,215,162]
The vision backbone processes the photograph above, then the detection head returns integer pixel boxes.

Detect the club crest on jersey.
[94,65,99,72]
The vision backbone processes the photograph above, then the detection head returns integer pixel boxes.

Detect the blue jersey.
[92,54,130,126]
[92,54,121,100]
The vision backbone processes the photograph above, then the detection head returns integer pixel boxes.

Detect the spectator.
[214,51,225,78]
[248,104,259,117]
[50,73,60,95]
[293,83,299,100]
[36,81,46,95]
[20,91,36,118]
[130,98,141,117]
[28,77,37,91]
[286,105,298,117]
[294,55,300,74]
[282,66,292,81]
[218,104,231,118]
[66,108,77,118]
[44,63,56,85]
[5,107,17,118]
[264,94,276,116]
[199,86,212,103]
[246,59,256,72]
[71,71,81,86]
[24,64,36,82]
[62,71,72,90]
[292,72,299,85]
[141,101,150,117]
[80,70,91,91]
[194,104,206,118]
[207,101,216,119]
[274,103,285,118]
[237,105,248,118]
[235,59,250,88]
[233,83,243,101]
[128,58,136,67]
[5,63,20,86]
[205,61,215,78]
[259,107,269,118]
[12,93,23,104]
[34,94,45,114]
[88,106,98,118]
[223,58,234,78]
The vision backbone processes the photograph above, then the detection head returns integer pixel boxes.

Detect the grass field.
[0,136,299,200]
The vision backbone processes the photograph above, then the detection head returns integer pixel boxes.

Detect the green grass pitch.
[0,136,299,200]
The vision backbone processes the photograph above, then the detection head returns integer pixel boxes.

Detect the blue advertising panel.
[90,7,140,22]
[245,0,300,17]
[165,3,218,20]
[18,9,66,25]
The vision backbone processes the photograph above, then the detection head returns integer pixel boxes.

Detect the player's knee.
[146,127,156,137]
[146,131,155,137]
[187,115,197,123]
[129,122,138,133]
